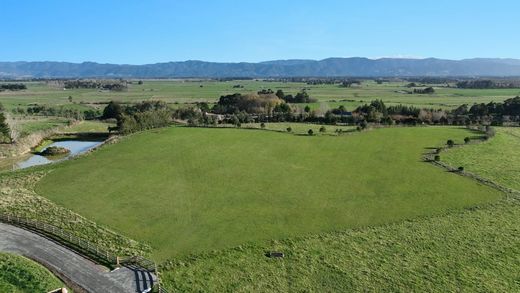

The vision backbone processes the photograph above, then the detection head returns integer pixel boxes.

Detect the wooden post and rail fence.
[0,213,169,293]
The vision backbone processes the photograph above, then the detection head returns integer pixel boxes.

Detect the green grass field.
[220,122,356,135]
[18,117,70,136]
[162,191,520,292]
[1,80,519,112]
[36,126,500,261]
[159,126,520,292]
[442,127,520,191]
[0,253,63,293]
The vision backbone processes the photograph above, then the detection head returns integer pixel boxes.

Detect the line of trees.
[61,80,128,91]
[456,80,520,89]
[20,105,100,120]
[0,83,27,91]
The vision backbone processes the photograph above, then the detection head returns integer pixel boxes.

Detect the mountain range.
[2,58,520,78]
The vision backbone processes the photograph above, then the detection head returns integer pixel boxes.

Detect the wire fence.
[0,213,169,293]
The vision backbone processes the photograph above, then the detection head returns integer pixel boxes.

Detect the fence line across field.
[0,212,169,293]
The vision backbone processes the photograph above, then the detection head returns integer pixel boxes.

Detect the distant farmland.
[1,79,519,112]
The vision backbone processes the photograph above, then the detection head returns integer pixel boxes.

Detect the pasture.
[36,126,501,261]
[442,127,520,191]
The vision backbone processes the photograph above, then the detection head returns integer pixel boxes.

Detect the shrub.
[485,126,496,139]
[458,166,464,172]
[40,146,70,156]
[464,137,470,144]
[260,122,266,129]
[308,129,314,136]
[434,155,440,161]
[319,126,326,133]
[286,127,292,133]
[447,139,455,147]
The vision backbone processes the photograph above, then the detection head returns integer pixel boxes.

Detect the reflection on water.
[15,140,102,170]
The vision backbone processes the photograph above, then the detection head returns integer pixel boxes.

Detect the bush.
[319,126,326,133]
[464,137,471,144]
[458,166,464,172]
[447,139,455,147]
[485,126,496,139]
[308,129,314,136]
[40,146,70,156]
[286,127,292,133]
[434,155,441,161]
[260,122,266,129]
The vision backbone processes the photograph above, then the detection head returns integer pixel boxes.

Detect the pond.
[14,140,103,170]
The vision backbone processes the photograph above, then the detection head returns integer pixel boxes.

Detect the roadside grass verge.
[0,252,64,293]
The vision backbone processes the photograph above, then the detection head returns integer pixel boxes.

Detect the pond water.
[15,140,103,170]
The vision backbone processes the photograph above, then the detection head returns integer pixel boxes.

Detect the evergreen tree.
[0,112,11,143]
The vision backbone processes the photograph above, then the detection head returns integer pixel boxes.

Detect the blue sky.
[1,0,519,64]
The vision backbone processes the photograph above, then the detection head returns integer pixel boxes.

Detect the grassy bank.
[0,252,64,293]
[36,126,500,261]
[0,172,150,257]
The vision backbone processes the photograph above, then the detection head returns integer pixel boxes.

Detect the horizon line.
[1,56,519,66]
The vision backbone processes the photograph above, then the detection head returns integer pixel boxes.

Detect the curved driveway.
[0,222,155,293]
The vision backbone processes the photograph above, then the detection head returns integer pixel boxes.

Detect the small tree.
[260,122,266,129]
[304,105,311,113]
[319,126,326,133]
[464,137,470,144]
[447,139,455,147]
[68,95,73,103]
[0,112,11,143]
[308,129,314,136]
[286,127,292,133]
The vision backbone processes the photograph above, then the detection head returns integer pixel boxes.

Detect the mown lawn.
[36,126,500,261]
[442,127,520,191]
[0,253,63,293]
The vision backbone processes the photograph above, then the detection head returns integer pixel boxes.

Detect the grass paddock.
[36,126,500,261]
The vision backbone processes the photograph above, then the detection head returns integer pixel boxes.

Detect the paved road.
[0,222,155,293]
